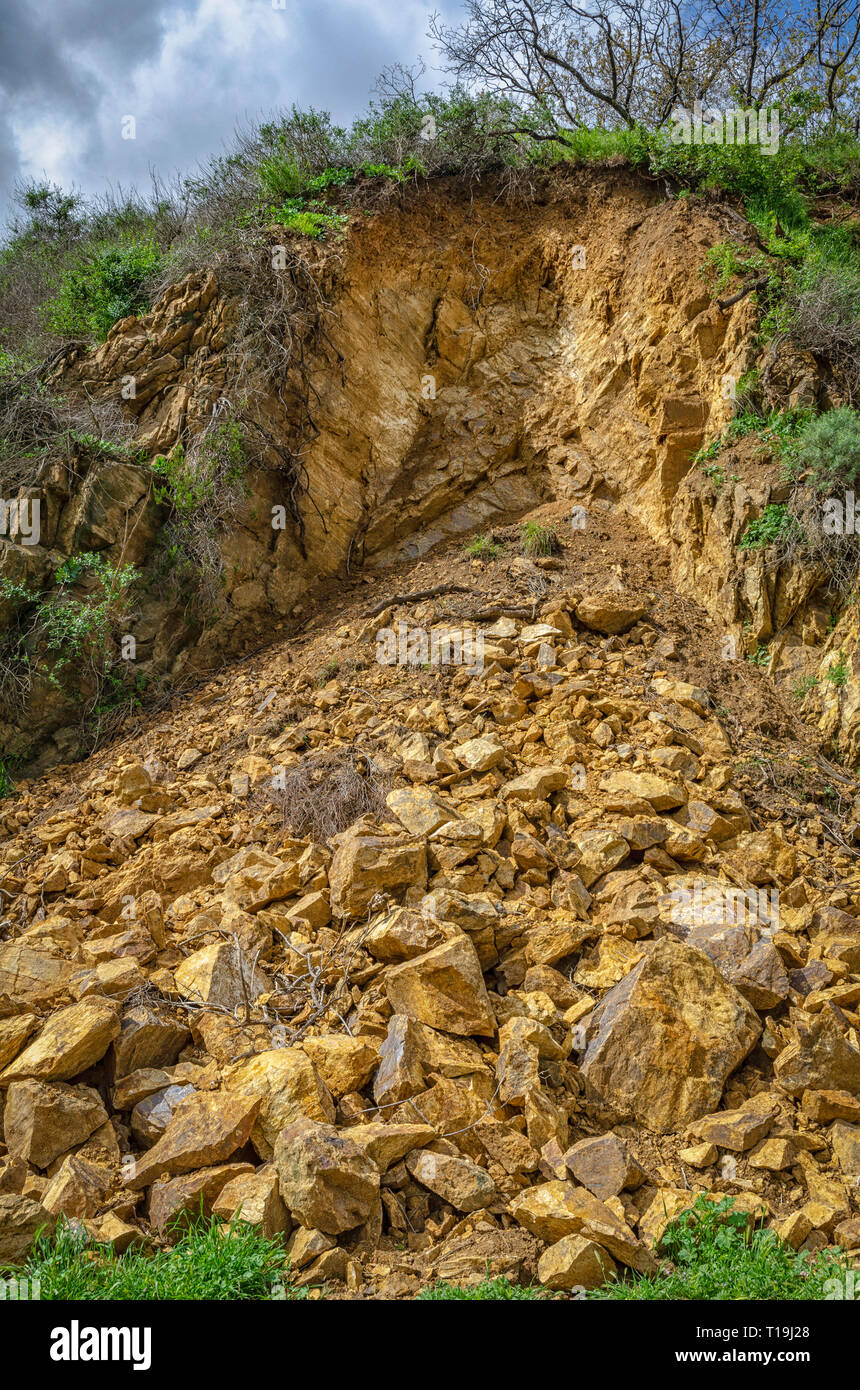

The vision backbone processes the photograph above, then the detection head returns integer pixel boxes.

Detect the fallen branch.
[718,276,770,311]
[363,584,473,617]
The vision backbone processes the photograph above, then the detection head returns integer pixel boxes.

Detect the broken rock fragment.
[126,1090,260,1190]
[581,938,761,1132]
[3,1079,108,1169]
[1,998,121,1084]
[273,1118,380,1234]
[385,934,496,1037]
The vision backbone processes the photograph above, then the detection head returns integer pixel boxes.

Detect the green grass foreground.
[6,1198,851,1302]
[6,1218,307,1301]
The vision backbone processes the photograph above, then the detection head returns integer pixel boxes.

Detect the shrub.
[782,407,860,492]
[0,552,139,723]
[151,416,248,606]
[266,746,390,842]
[793,674,819,701]
[43,237,161,343]
[44,239,161,341]
[788,265,860,401]
[826,650,850,687]
[738,502,801,550]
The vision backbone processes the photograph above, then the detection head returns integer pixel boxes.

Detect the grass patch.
[591,1196,849,1301]
[695,408,812,468]
[417,1275,547,1300]
[9,1216,301,1301]
[464,534,502,560]
[520,520,560,557]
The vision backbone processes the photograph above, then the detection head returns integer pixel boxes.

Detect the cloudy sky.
[0,0,463,226]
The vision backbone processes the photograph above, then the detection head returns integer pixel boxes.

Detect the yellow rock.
[225,1049,335,1158]
[538,1233,617,1291]
[1,998,121,1084]
[299,1035,380,1098]
[385,935,496,1037]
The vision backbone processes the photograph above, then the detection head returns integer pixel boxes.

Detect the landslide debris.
[1,500,859,1296]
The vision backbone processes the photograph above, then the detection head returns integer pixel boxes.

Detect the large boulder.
[384,935,495,1037]
[575,593,648,634]
[224,1049,335,1157]
[774,1009,860,1097]
[273,1119,380,1234]
[3,1079,108,1168]
[0,998,121,1084]
[126,1091,260,1189]
[328,824,427,918]
[581,938,761,1132]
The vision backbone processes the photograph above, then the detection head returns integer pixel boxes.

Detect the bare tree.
[430,0,860,135]
[430,0,731,132]
[712,0,860,125]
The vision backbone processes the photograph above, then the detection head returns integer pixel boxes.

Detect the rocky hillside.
[1,168,860,1296]
[1,479,859,1294]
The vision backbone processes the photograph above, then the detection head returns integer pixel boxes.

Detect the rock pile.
[1,536,859,1296]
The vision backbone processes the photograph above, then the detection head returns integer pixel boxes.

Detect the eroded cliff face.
[0,168,854,767]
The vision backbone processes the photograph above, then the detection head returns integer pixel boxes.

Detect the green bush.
[255,198,347,240]
[782,407,860,492]
[151,417,249,607]
[0,552,139,726]
[701,240,769,296]
[45,239,161,340]
[826,649,850,687]
[738,502,800,550]
[152,421,245,513]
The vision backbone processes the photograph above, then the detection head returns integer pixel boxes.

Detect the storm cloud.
[0,0,459,225]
